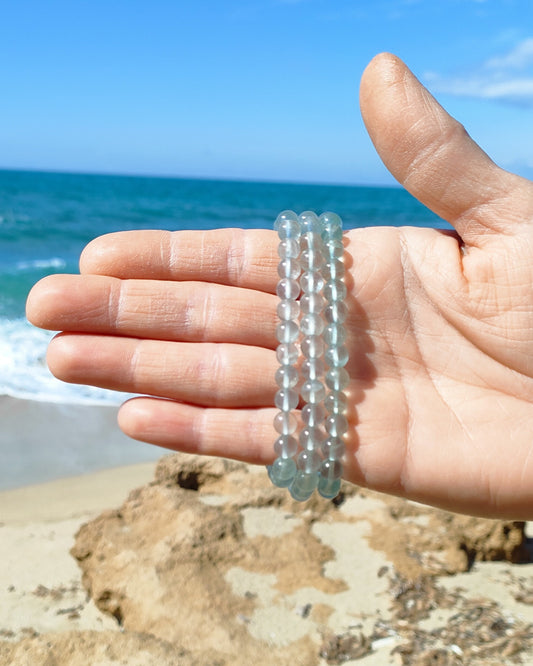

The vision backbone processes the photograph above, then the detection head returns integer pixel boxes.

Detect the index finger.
[80,228,279,293]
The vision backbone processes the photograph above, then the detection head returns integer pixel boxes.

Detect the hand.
[26,53,533,518]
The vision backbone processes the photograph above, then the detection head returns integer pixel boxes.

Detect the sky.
[1,0,533,186]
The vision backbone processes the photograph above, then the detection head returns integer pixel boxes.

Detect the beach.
[3,402,533,665]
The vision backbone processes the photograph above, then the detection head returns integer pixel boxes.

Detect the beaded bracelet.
[268,210,348,501]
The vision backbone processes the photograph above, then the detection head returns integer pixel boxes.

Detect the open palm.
[27,54,533,518]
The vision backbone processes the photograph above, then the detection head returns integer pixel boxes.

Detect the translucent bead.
[274,210,301,240]
[276,278,300,300]
[323,280,347,302]
[277,299,300,321]
[323,259,345,280]
[323,324,346,346]
[301,403,326,428]
[289,470,319,501]
[325,413,349,437]
[325,367,350,391]
[300,313,325,336]
[276,320,299,343]
[324,301,348,324]
[297,449,322,473]
[301,335,325,359]
[301,379,326,404]
[324,240,344,259]
[300,292,325,315]
[276,343,299,366]
[268,456,297,488]
[300,271,324,294]
[322,437,346,460]
[278,238,300,259]
[301,358,326,381]
[318,476,342,499]
[275,388,299,412]
[275,364,298,388]
[298,211,321,234]
[320,458,343,480]
[325,345,349,368]
[273,411,297,435]
[274,435,298,459]
[324,391,348,414]
[301,247,324,271]
[319,211,342,236]
[299,426,325,450]
[278,258,301,280]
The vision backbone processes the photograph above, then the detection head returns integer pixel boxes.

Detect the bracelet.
[268,210,348,501]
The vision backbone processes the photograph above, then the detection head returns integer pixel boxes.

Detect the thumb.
[359,53,533,247]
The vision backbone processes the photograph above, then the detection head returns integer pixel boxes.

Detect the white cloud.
[425,38,533,107]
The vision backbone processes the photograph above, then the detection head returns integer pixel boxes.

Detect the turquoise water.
[0,168,445,404]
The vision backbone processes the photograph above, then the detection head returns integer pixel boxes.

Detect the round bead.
[274,435,298,459]
[299,426,325,450]
[323,280,347,302]
[325,414,349,437]
[324,390,348,414]
[301,403,326,428]
[324,239,344,259]
[275,365,298,388]
[278,238,300,259]
[275,388,299,412]
[298,211,321,234]
[324,301,348,324]
[300,314,325,336]
[289,470,319,501]
[301,358,326,381]
[268,456,297,488]
[320,458,343,480]
[323,324,347,346]
[300,271,325,294]
[325,345,349,368]
[276,320,299,344]
[301,247,324,272]
[276,278,300,300]
[325,367,350,391]
[278,258,301,280]
[301,335,325,359]
[277,299,300,321]
[324,259,345,280]
[322,437,346,460]
[276,343,299,366]
[319,211,342,235]
[301,379,326,404]
[300,292,325,315]
[297,450,322,473]
[274,210,301,240]
[318,476,342,499]
[273,411,297,435]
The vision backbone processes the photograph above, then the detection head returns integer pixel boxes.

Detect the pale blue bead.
[278,238,300,259]
[274,210,301,240]
[325,368,350,391]
[268,456,297,488]
[300,246,324,272]
[324,240,344,259]
[324,259,345,280]
[323,324,347,346]
[298,211,321,234]
[277,258,301,280]
[300,271,325,294]
[301,335,325,359]
[301,403,326,427]
[300,292,325,315]
[323,280,347,302]
[324,301,348,324]
[274,435,298,459]
[276,343,299,366]
[276,320,299,343]
[301,379,326,404]
[273,411,297,435]
[324,390,348,414]
[325,414,349,437]
[320,458,343,480]
[276,277,300,300]
[325,345,349,368]
[319,211,342,234]
[301,358,326,381]
[299,426,325,450]
[289,470,319,501]
[322,437,346,460]
[275,365,298,388]
[274,210,299,230]
[318,476,342,499]
[297,449,322,473]
[277,299,300,321]
[275,388,299,412]
[300,313,325,336]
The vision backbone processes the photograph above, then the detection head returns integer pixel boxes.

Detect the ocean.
[0,168,446,407]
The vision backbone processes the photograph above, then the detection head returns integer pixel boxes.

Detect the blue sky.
[1,0,532,185]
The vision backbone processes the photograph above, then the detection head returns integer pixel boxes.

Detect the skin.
[26,53,533,518]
